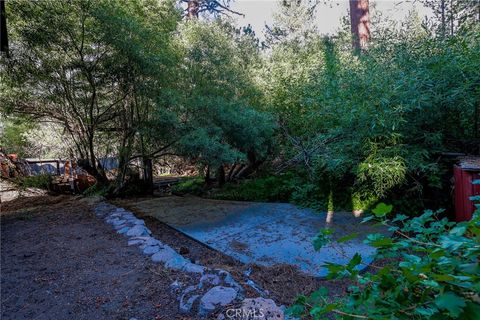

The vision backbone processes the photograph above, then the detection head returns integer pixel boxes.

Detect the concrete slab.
[128,196,389,277]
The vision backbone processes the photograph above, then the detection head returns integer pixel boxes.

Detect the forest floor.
[1,194,350,320]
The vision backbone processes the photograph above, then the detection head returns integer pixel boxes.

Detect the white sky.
[230,0,433,39]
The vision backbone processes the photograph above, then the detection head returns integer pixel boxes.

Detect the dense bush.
[171,176,205,195]
[261,20,480,212]
[211,173,299,202]
[289,200,480,319]
[14,174,52,190]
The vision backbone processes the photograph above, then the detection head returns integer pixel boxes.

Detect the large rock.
[126,225,150,237]
[112,219,126,226]
[143,245,161,255]
[199,286,238,316]
[151,247,179,263]
[238,298,284,320]
[165,256,189,270]
[117,226,130,234]
[182,262,205,274]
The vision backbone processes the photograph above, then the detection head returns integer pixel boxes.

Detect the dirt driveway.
[1,195,196,320]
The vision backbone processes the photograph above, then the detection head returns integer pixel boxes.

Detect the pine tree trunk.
[349,0,370,52]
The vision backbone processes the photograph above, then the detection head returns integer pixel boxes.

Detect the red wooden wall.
[454,165,480,222]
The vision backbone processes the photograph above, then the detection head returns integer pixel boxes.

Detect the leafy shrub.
[171,176,205,196]
[211,174,299,202]
[264,25,480,212]
[289,201,480,319]
[14,174,52,190]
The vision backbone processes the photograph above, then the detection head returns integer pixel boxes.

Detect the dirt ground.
[1,194,350,320]
[1,195,198,320]
[115,197,351,306]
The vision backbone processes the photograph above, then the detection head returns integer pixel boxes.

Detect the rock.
[199,286,238,316]
[182,263,205,274]
[217,270,242,292]
[165,256,189,270]
[128,239,145,246]
[114,223,127,230]
[144,238,160,246]
[181,285,197,296]
[180,294,199,313]
[129,236,152,241]
[113,219,126,226]
[199,274,221,288]
[143,245,161,255]
[106,217,119,224]
[117,226,130,234]
[151,247,179,263]
[126,225,150,237]
[239,298,284,320]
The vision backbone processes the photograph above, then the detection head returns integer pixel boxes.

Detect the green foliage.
[211,173,298,202]
[1,0,274,190]
[171,176,205,195]
[175,20,276,168]
[290,202,480,319]
[0,117,35,157]
[262,19,480,211]
[14,174,52,190]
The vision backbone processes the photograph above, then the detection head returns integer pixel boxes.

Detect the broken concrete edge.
[92,199,289,319]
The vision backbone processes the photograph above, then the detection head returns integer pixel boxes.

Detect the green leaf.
[338,232,359,243]
[434,292,466,317]
[459,301,480,320]
[286,304,305,317]
[392,214,408,222]
[308,287,328,304]
[347,253,362,270]
[415,306,438,317]
[313,228,333,251]
[365,233,394,247]
[372,202,393,217]
[361,215,375,223]
[439,235,466,250]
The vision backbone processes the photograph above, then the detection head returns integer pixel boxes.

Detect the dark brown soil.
[1,195,198,320]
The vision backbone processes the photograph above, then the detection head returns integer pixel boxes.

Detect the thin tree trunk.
[0,0,8,56]
[144,158,153,194]
[349,0,370,52]
[187,0,199,19]
[441,0,446,38]
[227,163,237,182]
[217,165,225,186]
[205,165,211,184]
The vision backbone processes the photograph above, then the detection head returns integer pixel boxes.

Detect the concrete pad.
[128,196,389,277]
